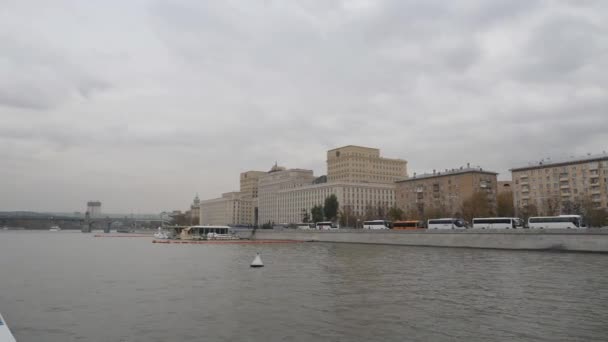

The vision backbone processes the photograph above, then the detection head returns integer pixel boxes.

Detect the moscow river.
[1,231,607,342]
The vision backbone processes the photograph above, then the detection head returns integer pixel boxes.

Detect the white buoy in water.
[0,312,17,342]
[250,253,264,268]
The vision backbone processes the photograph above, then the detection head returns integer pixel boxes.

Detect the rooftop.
[396,167,497,183]
[510,152,608,171]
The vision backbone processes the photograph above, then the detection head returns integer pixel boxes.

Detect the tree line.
[306,191,607,228]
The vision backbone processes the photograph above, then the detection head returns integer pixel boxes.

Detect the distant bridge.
[0,213,168,232]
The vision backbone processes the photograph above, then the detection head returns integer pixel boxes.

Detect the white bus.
[472,217,521,229]
[528,215,585,229]
[427,218,467,230]
[316,221,339,230]
[362,220,391,229]
[296,223,314,230]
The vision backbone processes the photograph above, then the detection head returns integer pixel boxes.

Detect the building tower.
[86,201,102,218]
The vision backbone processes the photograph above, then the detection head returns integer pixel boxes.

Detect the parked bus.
[316,221,339,230]
[296,223,314,230]
[363,220,391,229]
[427,218,467,230]
[472,217,521,229]
[528,215,585,229]
[393,220,425,230]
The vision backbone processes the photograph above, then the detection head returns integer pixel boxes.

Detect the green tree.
[388,207,404,221]
[301,209,310,223]
[323,194,339,221]
[496,191,515,217]
[311,205,324,223]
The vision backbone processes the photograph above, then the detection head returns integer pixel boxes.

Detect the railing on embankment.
[236,229,608,253]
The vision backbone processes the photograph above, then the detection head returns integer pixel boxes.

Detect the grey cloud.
[516,15,606,82]
[1,0,607,212]
[0,35,112,110]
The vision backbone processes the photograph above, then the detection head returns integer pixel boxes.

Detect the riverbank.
[239,229,608,253]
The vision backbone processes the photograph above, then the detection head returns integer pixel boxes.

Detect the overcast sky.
[1,0,607,213]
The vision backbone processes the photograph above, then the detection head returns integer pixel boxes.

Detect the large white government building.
[199,145,408,226]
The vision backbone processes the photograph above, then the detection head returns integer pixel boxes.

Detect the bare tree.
[496,191,515,217]
[461,191,494,222]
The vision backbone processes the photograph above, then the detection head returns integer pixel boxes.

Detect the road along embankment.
[237,229,608,253]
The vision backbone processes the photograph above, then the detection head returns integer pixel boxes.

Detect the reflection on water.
[1,231,607,341]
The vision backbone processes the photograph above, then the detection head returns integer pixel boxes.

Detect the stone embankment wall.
[239,229,608,252]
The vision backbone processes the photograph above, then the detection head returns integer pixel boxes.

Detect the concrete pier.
[238,229,608,253]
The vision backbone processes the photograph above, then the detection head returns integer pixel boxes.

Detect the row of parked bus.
[296,215,585,230]
[360,215,585,230]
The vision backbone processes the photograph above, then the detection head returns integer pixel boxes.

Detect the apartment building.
[327,145,407,184]
[395,167,498,217]
[510,154,608,215]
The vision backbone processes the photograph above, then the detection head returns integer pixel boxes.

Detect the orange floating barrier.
[152,239,303,245]
[94,234,152,238]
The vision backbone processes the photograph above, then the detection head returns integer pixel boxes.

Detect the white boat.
[153,227,170,239]
[49,226,61,232]
[0,312,17,342]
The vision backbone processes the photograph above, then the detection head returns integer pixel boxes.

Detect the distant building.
[86,201,102,218]
[510,153,608,215]
[275,181,396,224]
[395,166,498,218]
[199,192,249,226]
[327,145,408,184]
[258,166,315,225]
[497,181,513,194]
[239,170,266,225]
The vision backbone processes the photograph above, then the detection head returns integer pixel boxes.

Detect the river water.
[0,231,607,342]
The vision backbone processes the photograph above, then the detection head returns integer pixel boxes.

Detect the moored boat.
[180,225,239,240]
[49,225,61,232]
[0,312,17,342]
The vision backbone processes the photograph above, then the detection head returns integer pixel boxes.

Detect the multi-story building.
[86,201,102,218]
[510,154,608,215]
[240,171,266,199]
[327,145,407,184]
[188,194,200,223]
[395,166,498,217]
[239,170,266,225]
[257,165,315,225]
[275,181,396,224]
[199,192,250,226]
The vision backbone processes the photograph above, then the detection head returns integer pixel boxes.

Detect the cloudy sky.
[1,0,607,213]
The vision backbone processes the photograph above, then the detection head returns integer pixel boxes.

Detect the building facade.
[239,170,266,226]
[511,154,608,215]
[327,145,407,184]
[86,201,102,218]
[199,192,250,226]
[257,166,315,225]
[274,181,396,225]
[395,167,498,218]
